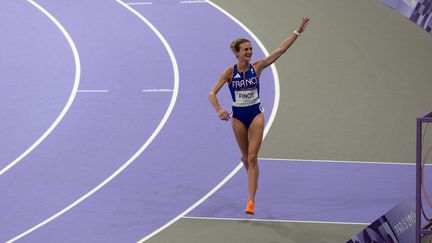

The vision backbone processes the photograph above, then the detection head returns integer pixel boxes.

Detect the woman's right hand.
[297,16,310,33]
[217,108,231,121]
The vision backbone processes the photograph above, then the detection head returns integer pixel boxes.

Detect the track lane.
[0,0,174,241]
[8,2,277,242]
[0,0,76,171]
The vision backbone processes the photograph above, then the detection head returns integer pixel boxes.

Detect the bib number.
[235,89,258,104]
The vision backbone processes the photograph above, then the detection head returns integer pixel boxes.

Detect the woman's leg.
[246,113,264,202]
[231,118,249,171]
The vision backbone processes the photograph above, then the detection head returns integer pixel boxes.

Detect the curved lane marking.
[138,0,280,242]
[6,0,179,242]
[0,0,81,177]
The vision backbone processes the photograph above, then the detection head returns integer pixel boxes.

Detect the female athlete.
[208,17,310,215]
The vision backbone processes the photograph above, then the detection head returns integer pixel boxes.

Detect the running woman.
[209,17,310,215]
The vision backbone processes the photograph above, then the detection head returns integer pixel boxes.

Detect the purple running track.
[0,0,75,169]
[189,159,431,224]
[0,0,172,241]
[0,1,275,242]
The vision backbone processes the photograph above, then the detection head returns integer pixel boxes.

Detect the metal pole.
[416,118,422,243]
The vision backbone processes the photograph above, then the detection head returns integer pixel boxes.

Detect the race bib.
[235,89,259,104]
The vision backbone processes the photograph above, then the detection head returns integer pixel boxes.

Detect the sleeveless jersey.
[228,64,260,107]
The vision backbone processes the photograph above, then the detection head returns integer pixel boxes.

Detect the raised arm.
[208,67,233,121]
[254,16,310,74]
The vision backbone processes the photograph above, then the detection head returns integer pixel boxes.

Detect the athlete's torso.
[228,63,260,107]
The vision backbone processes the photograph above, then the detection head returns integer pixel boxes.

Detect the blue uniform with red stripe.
[228,63,264,128]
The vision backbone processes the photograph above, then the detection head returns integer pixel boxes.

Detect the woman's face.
[235,42,253,61]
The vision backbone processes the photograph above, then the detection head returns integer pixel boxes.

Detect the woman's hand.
[297,16,310,33]
[217,108,231,121]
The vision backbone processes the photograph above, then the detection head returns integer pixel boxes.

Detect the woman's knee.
[248,154,258,166]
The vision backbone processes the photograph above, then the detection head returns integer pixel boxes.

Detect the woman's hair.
[230,38,251,52]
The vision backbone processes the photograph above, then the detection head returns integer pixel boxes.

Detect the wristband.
[294,30,300,36]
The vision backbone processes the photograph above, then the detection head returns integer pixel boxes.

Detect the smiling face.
[230,38,252,62]
[235,42,253,61]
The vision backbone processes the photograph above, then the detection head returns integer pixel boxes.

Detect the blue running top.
[228,63,260,107]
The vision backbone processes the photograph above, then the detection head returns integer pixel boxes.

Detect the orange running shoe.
[245,200,254,215]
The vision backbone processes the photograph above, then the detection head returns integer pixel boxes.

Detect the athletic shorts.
[232,103,264,128]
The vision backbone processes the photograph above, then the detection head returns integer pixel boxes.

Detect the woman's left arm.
[254,16,310,74]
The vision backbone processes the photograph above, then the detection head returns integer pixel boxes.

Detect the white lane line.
[259,157,425,166]
[137,0,281,242]
[138,163,243,242]
[77,89,109,93]
[6,0,179,242]
[183,216,370,225]
[0,0,81,177]
[179,0,207,3]
[141,89,173,92]
[125,2,152,5]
